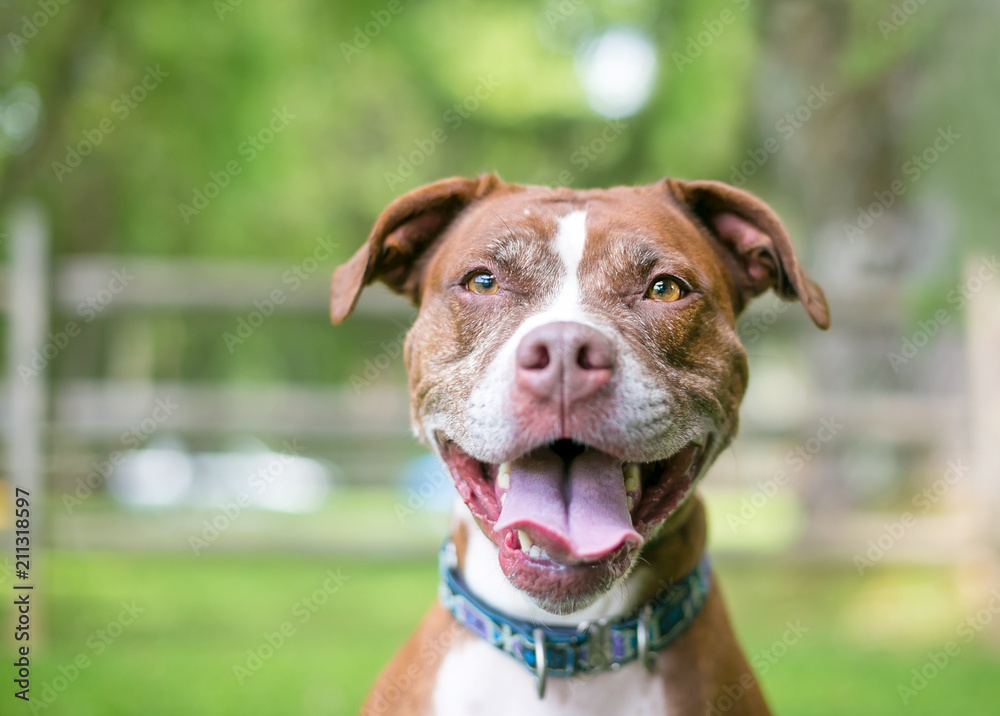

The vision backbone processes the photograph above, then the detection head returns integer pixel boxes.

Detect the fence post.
[4,200,49,648]
[965,252,1000,635]
[965,255,1000,541]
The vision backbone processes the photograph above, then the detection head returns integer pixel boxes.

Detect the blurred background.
[1,0,999,713]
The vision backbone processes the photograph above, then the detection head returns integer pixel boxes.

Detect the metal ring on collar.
[533,627,547,698]
[638,604,654,673]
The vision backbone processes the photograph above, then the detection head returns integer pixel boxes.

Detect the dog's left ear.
[330,173,505,323]
[666,179,830,330]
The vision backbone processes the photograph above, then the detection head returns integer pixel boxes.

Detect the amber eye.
[646,276,684,302]
[465,271,500,295]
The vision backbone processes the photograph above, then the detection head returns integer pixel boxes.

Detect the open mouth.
[438,433,710,613]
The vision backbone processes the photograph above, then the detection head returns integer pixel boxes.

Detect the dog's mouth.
[438,434,710,613]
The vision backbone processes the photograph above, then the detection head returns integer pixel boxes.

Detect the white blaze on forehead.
[549,209,589,323]
[491,208,593,348]
[484,208,593,343]
[555,210,588,276]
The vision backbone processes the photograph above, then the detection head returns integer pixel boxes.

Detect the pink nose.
[515,322,615,405]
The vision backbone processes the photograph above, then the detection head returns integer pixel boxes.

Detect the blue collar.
[438,540,711,698]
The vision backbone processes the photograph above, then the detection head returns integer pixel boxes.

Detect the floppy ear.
[330,173,505,323]
[666,179,830,330]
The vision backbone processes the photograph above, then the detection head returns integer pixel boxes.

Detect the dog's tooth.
[518,529,533,550]
[627,495,635,512]
[500,492,507,506]
[529,545,541,559]
[624,463,640,492]
[497,463,511,489]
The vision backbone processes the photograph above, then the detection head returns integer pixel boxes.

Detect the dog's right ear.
[330,173,504,323]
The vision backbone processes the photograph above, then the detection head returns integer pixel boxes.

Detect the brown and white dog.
[331,174,829,715]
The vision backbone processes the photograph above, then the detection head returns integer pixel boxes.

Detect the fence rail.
[2,210,998,564]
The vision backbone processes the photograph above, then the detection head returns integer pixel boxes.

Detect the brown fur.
[335,174,826,715]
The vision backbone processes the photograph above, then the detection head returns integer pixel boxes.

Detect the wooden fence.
[2,205,998,564]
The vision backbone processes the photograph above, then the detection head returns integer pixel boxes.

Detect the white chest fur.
[432,638,667,716]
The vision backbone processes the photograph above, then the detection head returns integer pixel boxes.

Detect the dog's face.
[332,175,828,614]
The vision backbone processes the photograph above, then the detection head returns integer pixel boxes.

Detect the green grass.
[4,553,999,715]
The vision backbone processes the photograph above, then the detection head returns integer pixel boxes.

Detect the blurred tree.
[0,0,996,386]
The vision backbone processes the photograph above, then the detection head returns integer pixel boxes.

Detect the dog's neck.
[451,496,706,625]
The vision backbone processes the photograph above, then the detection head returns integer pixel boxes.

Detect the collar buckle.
[577,618,615,673]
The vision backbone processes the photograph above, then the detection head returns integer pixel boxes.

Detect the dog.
[331,174,829,715]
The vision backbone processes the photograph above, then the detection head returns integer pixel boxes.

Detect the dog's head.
[331,174,828,614]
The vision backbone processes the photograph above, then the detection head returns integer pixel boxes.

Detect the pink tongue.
[494,448,642,560]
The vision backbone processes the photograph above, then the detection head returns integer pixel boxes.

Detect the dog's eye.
[645,276,684,302]
[465,271,500,295]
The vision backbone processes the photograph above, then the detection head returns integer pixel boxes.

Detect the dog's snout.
[515,322,614,404]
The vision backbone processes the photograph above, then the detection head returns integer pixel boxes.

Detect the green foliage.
[6,552,999,715]
[1,0,996,384]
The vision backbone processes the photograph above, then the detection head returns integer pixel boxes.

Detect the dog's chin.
[497,538,639,615]
[437,432,711,615]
